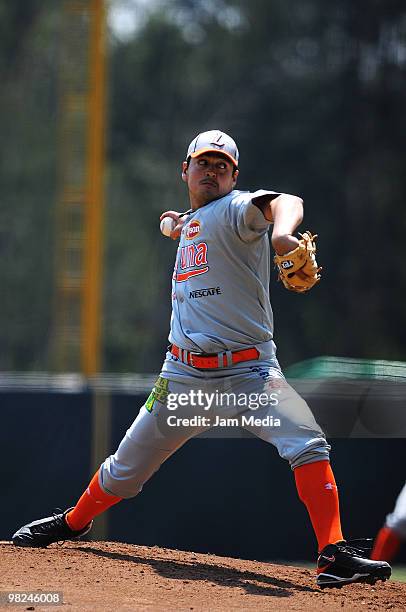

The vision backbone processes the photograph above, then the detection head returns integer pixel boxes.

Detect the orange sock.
[294,460,343,552]
[66,470,122,531]
[371,526,402,561]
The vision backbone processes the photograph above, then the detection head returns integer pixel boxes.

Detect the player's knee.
[99,456,145,498]
[283,436,331,470]
[99,433,171,498]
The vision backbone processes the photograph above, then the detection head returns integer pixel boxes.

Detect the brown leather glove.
[273,231,322,293]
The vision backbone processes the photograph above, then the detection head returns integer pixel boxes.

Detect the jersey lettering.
[175,242,209,282]
[189,286,222,299]
[194,242,207,266]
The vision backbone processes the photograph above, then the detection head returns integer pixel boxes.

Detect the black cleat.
[317,540,391,588]
[12,508,92,548]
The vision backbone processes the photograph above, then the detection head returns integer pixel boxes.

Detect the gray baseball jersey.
[168,189,279,355]
[99,187,330,499]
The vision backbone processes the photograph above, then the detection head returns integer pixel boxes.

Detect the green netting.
[284,357,406,380]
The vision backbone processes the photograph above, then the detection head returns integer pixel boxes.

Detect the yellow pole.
[84,0,110,542]
[82,0,106,376]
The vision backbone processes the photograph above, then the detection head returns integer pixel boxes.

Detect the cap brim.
[190,147,238,167]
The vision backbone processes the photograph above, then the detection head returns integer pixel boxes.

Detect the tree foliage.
[1,0,406,371]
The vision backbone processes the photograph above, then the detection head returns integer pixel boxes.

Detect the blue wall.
[2,390,405,562]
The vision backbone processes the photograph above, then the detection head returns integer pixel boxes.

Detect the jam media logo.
[175,241,209,282]
[186,220,201,240]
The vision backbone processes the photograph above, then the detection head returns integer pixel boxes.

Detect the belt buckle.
[189,352,200,367]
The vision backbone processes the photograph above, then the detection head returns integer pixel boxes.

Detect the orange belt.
[170,344,260,369]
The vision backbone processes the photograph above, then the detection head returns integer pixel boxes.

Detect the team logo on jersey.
[185,220,201,240]
[189,286,222,298]
[145,376,169,413]
[175,241,209,282]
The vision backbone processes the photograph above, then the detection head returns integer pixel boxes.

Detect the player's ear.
[232,168,239,186]
[181,160,189,183]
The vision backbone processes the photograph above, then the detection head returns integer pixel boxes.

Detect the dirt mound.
[1,541,405,611]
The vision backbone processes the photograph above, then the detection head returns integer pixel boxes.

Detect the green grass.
[391,566,406,582]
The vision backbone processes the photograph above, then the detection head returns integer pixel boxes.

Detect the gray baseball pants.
[99,354,330,498]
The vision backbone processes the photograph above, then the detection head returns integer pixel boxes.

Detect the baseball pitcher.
[12,130,391,589]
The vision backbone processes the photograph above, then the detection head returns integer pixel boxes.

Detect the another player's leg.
[371,482,406,561]
[371,526,402,562]
[13,376,208,547]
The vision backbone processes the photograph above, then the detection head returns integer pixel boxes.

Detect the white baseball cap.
[186,130,239,167]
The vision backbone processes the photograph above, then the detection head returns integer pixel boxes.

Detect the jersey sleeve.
[228,189,280,242]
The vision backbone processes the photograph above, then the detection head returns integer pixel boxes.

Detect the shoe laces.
[34,509,65,534]
[336,543,366,558]
[52,508,70,546]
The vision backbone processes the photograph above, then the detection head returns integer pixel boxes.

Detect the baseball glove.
[273,231,321,293]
